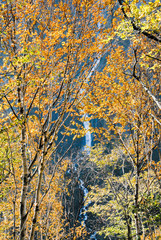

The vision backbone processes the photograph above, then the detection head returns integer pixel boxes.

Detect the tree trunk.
[29,140,46,240]
[20,124,28,240]
[19,85,28,240]
[134,169,140,239]
[135,125,141,240]
[126,215,132,240]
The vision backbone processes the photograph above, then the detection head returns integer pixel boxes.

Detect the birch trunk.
[19,85,28,240]
[134,167,140,239]
[134,126,141,240]
[29,139,46,240]
[20,129,28,240]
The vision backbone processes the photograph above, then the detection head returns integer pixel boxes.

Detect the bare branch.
[4,95,19,120]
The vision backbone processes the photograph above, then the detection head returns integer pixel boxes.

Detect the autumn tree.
[80,0,161,239]
[0,0,112,239]
[88,143,161,239]
[0,0,160,239]
[117,0,161,120]
[84,48,160,238]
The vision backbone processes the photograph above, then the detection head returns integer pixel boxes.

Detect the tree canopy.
[0,0,160,239]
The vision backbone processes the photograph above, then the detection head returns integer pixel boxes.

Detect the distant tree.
[88,143,161,240]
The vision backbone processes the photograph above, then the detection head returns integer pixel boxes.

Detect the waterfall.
[83,115,92,154]
[79,119,97,239]
[90,232,97,240]
[79,116,97,239]
[79,22,102,238]
[79,179,90,226]
[78,116,91,225]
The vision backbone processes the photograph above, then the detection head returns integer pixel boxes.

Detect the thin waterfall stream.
[78,115,97,239]
[78,27,102,237]
[83,115,91,154]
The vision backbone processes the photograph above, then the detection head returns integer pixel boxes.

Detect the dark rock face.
[63,181,83,226]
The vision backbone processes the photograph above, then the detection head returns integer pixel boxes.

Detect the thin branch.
[4,95,19,120]
[138,81,161,110]
[146,55,161,62]
[150,113,161,126]
[118,0,161,43]
[26,87,39,118]
[132,49,161,111]
[40,140,74,204]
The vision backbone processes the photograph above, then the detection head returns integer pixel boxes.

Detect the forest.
[0,0,160,239]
